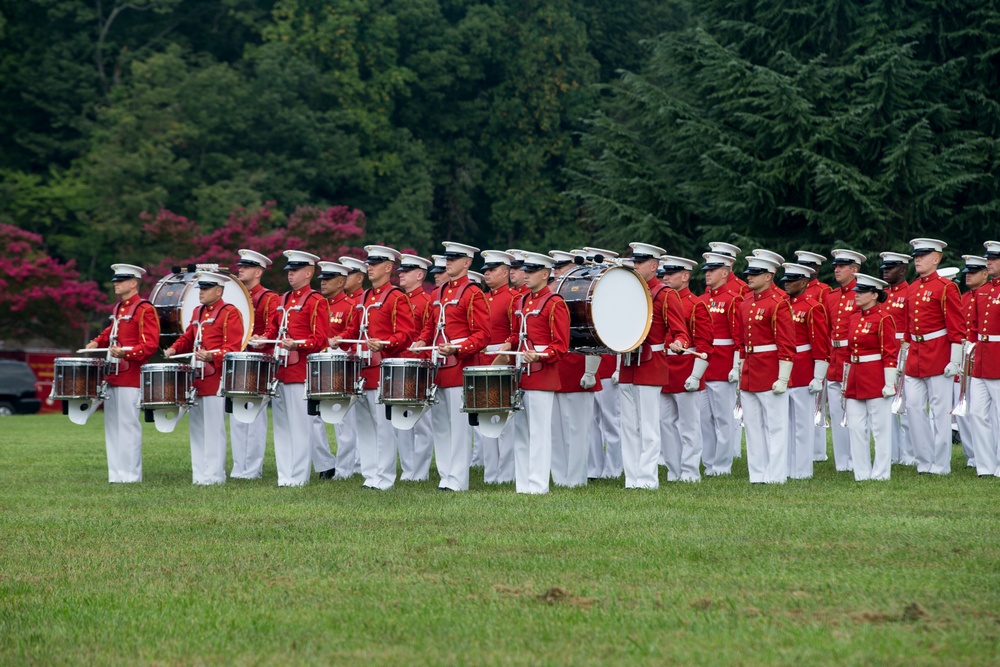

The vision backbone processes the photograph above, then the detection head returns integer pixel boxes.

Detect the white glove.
[882,367,898,398]
[684,357,710,392]
[943,343,963,378]
[580,354,601,389]
[610,370,619,385]
[727,351,741,384]
[772,360,793,394]
[807,360,829,394]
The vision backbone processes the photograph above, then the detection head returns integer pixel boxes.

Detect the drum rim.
[306,352,362,361]
[224,351,275,361]
[151,270,255,350]
[55,357,106,365]
[142,363,194,371]
[463,365,517,374]
[380,358,432,367]
[554,264,653,353]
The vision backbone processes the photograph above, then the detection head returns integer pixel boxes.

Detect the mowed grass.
[1,414,999,666]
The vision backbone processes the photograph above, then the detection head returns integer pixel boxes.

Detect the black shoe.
[437,487,455,492]
[318,468,336,479]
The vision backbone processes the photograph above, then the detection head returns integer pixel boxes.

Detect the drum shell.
[150,270,254,350]
[51,358,105,399]
[553,265,652,353]
[306,353,361,398]
[379,359,434,404]
[141,363,193,408]
[223,352,276,397]
[462,366,518,412]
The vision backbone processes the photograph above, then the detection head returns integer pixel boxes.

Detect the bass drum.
[150,268,254,350]
[553,264,652,353]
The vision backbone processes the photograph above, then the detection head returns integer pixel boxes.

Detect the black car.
[0,360,43,416]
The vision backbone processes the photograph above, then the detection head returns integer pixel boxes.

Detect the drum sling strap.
[275,290,321,367]
[431,282,483,368]
[189,303,237,379]
[515,291,560,374]
[107,298,152,376]
[356,285,403,367]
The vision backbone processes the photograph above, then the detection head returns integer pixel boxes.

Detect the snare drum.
[553,264,652,353]
[223,352,276,397]
[462,366,519,412]
[379,358,435,404]
[307,352,361,399]
[140,363,194,408]
[51,358,105,399]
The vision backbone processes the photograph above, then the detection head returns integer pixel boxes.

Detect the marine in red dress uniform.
[250,250,330,487]
[964,246,1000,476]
[780,263,831,479]
[87,263,161,483]
[794,250,834,303]
[733,256,796,484]
[706,241,751,297]
[494,252,571,494]
[395,254,435,482]
[619,242,691,490]
[701,252,745,475]
[843,274,899,481]
[230,248,280,480]
[878,250,914,466]
[412,241,491,492]
[165,272,245,485]
[902,238,965,475]
[954,255,989,469]
[824,248,865,471]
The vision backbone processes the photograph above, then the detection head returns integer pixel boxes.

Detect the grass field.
[1,413,998,665]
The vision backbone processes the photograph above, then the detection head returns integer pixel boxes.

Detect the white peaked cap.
[442,241,480,258]
[879,251,912,266]
[961,255,987,268]
[629,242,667,260]
[431,254,448,268]
[780,263,813,280]
[549,250,577,264]
[702,252,734,269]
[937,267,960,280]
[854,273,889,290]
[745,256,779,274]
[195,271,228,287]
[659,255,697,272]
[794,250,826,266]
[481,250,514,267]
[753,249,786,265]
[364,244,401,263]
[283,250,320,268]
[708,241,742,258]
[521,252,555,270]
[984,241,1000,258]
[338,256,368,273]
[317,262,350,278]
[582,246,620,260]
[831,248,867,265]
[398,254,432,271]
[910,238,948,255]
[467,271,485,284]
[110,263,146,281]
[237,249,273,268]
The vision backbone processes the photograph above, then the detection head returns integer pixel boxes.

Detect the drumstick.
[168,350,221,360]
[483,350,549,358]
[249,339,307,345]
[681,348,708,360]
[408,345,443,352]
[338,339,386,345]
[76,347,133,353]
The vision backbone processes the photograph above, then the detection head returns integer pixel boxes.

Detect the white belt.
[910,328,946,343]
[485,343,504,352]
[535,345,549,352]
[649,344,665,352]
[851,353,882,363]
[980,334,1000,342]
[745,344,777,354]
[895,333,904,340]
[831,339,848,348]
[795,344,812,353]
[713,338,735,346]
[452,337,468,344]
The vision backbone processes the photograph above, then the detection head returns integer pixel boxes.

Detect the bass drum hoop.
[553,265,652,353]
[150,269,254,351]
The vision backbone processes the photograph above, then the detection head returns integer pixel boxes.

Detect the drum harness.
[430,282,480,369]
[108,298,151,406]
[355,286,405,395]
[274,290,320,367]
[514,291,558,377]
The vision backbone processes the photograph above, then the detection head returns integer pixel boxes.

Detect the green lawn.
[1,413,998,666]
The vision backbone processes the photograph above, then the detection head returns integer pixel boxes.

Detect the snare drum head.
[590,266,653,352]
[463,365,515,375]
[55,357,104,367]
[380,358,428,369]
[143,363,193,373]
[152,271,254,350]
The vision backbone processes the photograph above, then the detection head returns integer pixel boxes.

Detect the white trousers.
[190,395,227,485]
[512,390,555,494]
[431,386,471,491]
[701,381,736,476]
[954,382,975,466]
[660,391,704,482]
[846,397,892,481]
[479,424,515,484]
[354,389,397,489]
[333,408,360,479]
[310,413,337,474]
[552,392,593,487]
[813,415,828,461]
[826,381,853,471]
[890,411,915,465]
[105,386,142,483]
[589,382,623,478]
[968,378,1000,476]
[742,390,789,484]
[471,427,484,467]
[397,408,434,481]
[271,383,312,486]
[229,406,268,479]
[619,383,662,489]
[905,374,953,474]
[787,387,814,479]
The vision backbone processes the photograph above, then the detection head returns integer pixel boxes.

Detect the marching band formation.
[50,236,1000,493]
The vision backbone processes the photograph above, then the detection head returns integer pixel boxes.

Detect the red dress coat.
[556,353,603,394]
[735,285,796,393]
[804,279,833,303]
[844,306,898,400]
[883,281,908,342]
[664,287,713,393]
[505,286,571,391]
[418,276,491,388]
[702,285,744,382]
[788,293,831,388]
[248,284,279,336]
[92,295,161,388]
[263,287,330,384]
[969,277,1000,379]
[619,279,691,387]
[903,272,965,378]
[400,288,432,360]
[327,291,356,338]
[170,302,244,396]
[597,354,617,380]
[824,279,858,383]
[338,285,417,389]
